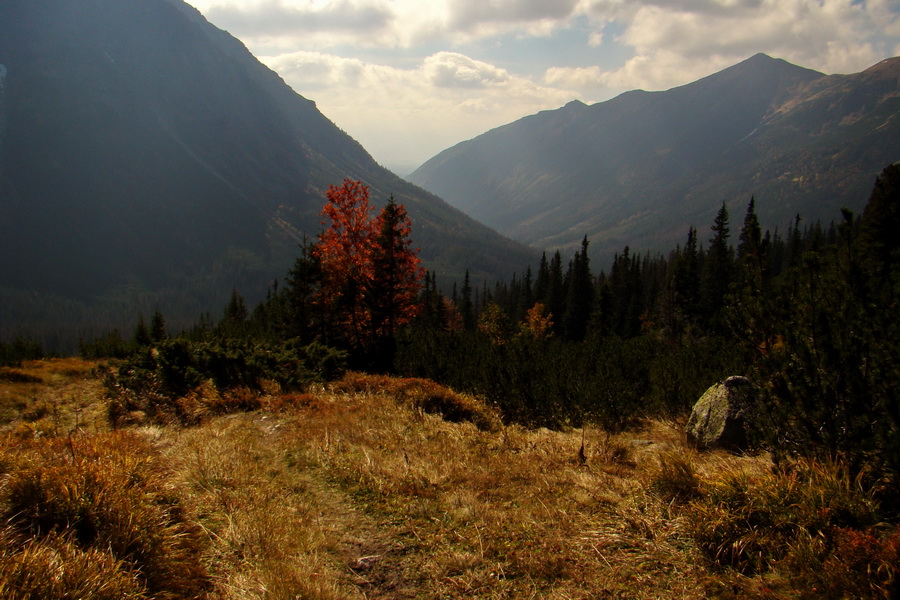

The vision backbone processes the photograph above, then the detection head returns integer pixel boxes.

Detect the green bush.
[105,337,347,426]
[0,337,44,367]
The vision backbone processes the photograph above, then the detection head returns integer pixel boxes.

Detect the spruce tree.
[672,227,700,323]
[150,310,167,343]
[547,251,565,336]
[459,270,475,330]
[737,197,762,264]
[225,289,248,324]
[283,239,322,341]
[563,237,593,341]
[133,315,151,347]
[700,203,732,325]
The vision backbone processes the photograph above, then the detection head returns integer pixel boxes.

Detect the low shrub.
[0,368,42,384]
[106,337,347,426]
[685,456,889,595]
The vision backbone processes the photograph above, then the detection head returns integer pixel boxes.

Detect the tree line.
[76,167,900,487]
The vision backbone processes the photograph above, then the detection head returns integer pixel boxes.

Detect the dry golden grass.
[0,430,210,599]
[6,362,891,599]
[0,358,106,437]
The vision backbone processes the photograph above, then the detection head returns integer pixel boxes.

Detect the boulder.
[685,376,755,451]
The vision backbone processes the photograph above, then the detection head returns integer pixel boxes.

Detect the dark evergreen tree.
[150,310,167,343]
[700,203,732,324]
[737,197,762,265]
[607,247,643,338]
[562,237,593,341]
[224,289,248,325]
[133,315,151,347]
[672,227,700,323]
[546,251,565,335]
[283,239,322,341]
[534,252,550,303]
[459,270,475,330]
[368,197,423,343]
[522,266,535,317]
[858,163,900,284]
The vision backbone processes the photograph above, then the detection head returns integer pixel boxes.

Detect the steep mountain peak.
[671,53,824,101]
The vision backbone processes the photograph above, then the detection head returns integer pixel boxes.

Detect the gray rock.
[685,376,755,451]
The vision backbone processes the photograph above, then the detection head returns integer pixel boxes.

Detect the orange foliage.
[314,179,423,348]
[518,302,554,341]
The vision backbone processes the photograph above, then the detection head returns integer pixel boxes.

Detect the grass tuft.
[685,456,889,592]
[0,431,210,599]
[331,372,502,431]
[0,528,146,600]
[648,450,703,504]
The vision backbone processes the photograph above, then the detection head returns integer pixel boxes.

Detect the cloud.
[188,0,900,167]
[447,0,581,31]
[206,0,391,35]
[423,52,510,88]
[261,50,576,168]
[567,0,900,92]
[191,0,590,49]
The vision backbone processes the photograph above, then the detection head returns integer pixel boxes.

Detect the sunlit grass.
[1,360,896,599]
[0,358,106,435]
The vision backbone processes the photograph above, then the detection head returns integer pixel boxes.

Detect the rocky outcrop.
[685,376,755,451]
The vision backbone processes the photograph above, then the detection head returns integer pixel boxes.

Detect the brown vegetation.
[0,360,895,599]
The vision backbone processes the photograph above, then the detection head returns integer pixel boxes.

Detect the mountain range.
[0,0,535,345]
[408,54,900,260]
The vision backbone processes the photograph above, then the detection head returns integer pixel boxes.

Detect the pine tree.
[534,252,550,303]
[133,315,151,347]
[459,270,475,330]
[283,238,322,341]
[700,203,733,327]
[737,197,762,264]
[150,310,167,343]
[858,163,900,284]
[672,227,700,322]
[563,236,593,341]
[547,251,565,336]
[224,289,248,324]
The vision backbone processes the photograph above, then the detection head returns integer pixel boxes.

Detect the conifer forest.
[35,165,888,488]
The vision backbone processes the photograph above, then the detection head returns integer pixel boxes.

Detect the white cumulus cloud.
[262,49,575,170]
[185,0,900,169]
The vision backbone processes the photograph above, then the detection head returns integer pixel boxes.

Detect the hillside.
[408,54,900,259]
[1,360,895,598]
[0,0,535,346]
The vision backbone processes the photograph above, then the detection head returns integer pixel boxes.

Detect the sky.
[184,0,900,175]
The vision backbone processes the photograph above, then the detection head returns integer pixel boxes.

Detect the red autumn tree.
[314,179,423,350]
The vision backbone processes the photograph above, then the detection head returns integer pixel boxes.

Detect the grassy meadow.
[0,360,895,599]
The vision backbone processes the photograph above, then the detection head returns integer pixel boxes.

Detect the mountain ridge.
[0,0,537,345]
[408,53,899,258]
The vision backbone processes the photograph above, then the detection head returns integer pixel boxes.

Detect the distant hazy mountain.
[408,54,900,259]
[0,0,535,344]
